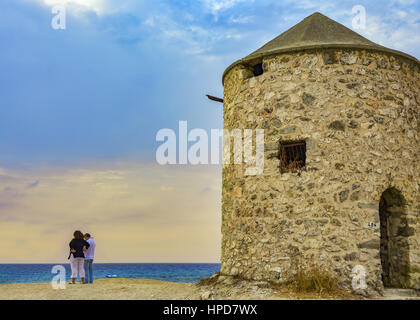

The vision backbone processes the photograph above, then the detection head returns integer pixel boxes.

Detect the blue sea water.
[0,263,221,284]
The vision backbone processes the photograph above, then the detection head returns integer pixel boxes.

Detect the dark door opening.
[379,188,411,288]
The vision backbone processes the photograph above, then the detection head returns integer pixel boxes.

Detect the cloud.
[32,0,110,15]
[0,186,22,212]
[200,185,220,193]
[287,0,336,11]
[27,180,40,189]
[160,185,175,191]
[229,15,254,24]
[142,14,209,55]
[142,12,244,56]
[202,0,252,15]
[359,12,420,57]
[392,0,417,5]
[29,0,151,17]
[0,162,222,263]
[2,186,20,198]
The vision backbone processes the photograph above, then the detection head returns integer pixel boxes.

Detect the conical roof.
[223,12,419,83]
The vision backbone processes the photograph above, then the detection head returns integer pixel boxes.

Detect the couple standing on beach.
[68,230,96,284]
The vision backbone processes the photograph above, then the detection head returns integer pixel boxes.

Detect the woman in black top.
[69,230,90,284]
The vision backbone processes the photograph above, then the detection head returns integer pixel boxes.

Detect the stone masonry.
[220,13,420,294]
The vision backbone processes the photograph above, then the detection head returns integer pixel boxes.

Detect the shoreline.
[0,263,220,285]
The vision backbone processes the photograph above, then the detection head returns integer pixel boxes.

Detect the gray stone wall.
[221,49,420,293]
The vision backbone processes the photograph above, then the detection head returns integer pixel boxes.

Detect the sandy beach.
[0,278,199,300]
[0,277,306,300]
[1,277,419,300]
[0,278,285,300]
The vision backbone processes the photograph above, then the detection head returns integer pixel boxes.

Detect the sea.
[0,263,221,284]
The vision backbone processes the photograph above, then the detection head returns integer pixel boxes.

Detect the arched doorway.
[379,188,411,288]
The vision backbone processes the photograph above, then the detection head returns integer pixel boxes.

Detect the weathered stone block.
[340,56,358,65]
[358,239,380,250]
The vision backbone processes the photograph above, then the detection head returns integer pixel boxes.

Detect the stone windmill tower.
[221,12,420,293]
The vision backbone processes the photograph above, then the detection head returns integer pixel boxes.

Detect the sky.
[0,0,419,263]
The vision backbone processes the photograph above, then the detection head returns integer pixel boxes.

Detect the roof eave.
[222,44,420,85]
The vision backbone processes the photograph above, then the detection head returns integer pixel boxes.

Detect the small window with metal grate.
[279,141,306,173]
